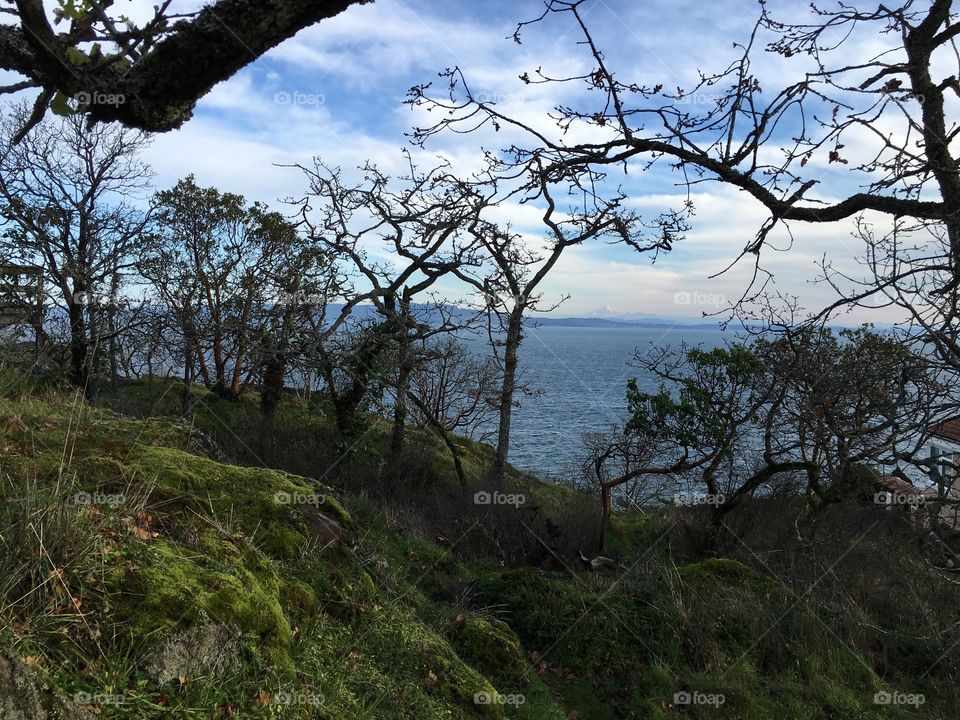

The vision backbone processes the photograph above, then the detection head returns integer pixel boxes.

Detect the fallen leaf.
[130,525,153,541]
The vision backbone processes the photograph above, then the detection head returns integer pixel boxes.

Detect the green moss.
[317,493,352,526]
[114,539,295,674]
[677,557,780,592]
[453,616,527,681]
[261,525,306,560]
[280,578,318,621]
[4,376,957,719]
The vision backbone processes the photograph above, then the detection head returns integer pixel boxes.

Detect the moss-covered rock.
[452,615,527,681]
[279,579,318,622]
[116,537,296,675]
[677,557,780,593]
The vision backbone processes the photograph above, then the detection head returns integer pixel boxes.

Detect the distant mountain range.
[530,315,721,329]
[531,305,723,329]
[325,302,722,330]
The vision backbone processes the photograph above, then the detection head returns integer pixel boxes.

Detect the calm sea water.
[475,325,728,477]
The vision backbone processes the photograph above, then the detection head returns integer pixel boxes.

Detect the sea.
[473,324,729,478]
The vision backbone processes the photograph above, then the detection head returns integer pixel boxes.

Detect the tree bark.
[67,296,89,394]
[390,300,415,452]
[181,320,196,418]
[492,307,523,488]
[260,347,286,419]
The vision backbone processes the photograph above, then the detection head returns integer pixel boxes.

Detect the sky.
[11,0,939,323]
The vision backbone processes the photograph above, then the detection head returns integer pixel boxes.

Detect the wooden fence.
[0,264,44,357]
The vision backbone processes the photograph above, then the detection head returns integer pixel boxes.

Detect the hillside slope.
[0,373,953,719]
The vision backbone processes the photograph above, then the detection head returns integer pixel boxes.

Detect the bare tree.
[398,334,500,491]
[581,426,676,551]
[0,103,151,394]
[409,1,960,370]
[409,335,499,441]
[448,164,684,488]
[290,156,488,440]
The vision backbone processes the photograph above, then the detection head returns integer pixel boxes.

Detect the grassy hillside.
[0,370,954,718]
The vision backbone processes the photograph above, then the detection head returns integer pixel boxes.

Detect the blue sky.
[48,0,925,321]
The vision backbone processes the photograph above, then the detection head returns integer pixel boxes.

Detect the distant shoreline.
[530,316,723,330]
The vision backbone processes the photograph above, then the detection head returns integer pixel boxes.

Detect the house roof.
[930,417,960,445]
[877,475,923,498]
[920,484,960,499]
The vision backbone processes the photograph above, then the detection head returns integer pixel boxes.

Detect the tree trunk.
[181,338,194,418]
[67,297,90,395]
[599,483,612,552]
[407,390,468,493]
[325,324,389,438]
[493,308,523,488]
[146,353,154,402]
[107,271,120,383]
[391,358,412,452]
[260,347,286,419]
[390,311,414,452]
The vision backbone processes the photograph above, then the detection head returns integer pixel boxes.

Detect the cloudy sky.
[45,0,924,322]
